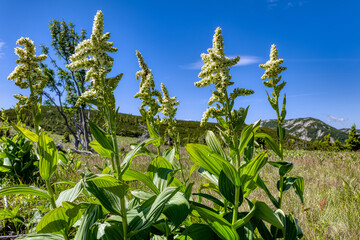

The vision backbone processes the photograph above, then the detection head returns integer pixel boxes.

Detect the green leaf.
[88,122,113,152]
[146,118,161,147]
[11,123,38,142]
[16,234,65,240]
[56,180,84,207]
[120,137,161,177]
[293,177,304,204]
[218,171,243,206]
[253,201,284,229]
[186,144,228,177]
[206,131,228,161]
[0,165,11,172]
[268,161,293,176]
[88,222,124,240]
[255,133,282,158]
[90,140,112,158]
[128,187,179,233]
[162,147,177,167]
[163,192,190,227]
[147,156,174,191]
[243,135,255,163]
[85,174,128,215]
[38,131,58,181]
[131,189,156,200]
[74,204,103,240]
[239,124,256,154]
[36,202,87,234]
[254,176,279,208]
[192,205,239,240]
[193,193,224,207]
[122,168,160,194]
[0,185,51,199]
[240,152,268,192]
[280,94,287,122]
[177,223,220,240]
[216,116,228,130]
[221,162,240,186]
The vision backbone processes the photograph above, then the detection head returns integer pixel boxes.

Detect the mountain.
[339,128,360,135]
[260,117,351,142]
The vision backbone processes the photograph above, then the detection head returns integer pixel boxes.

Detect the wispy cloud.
[327,115,345,123]
[181,55,261,70]
[0,42,5,58]
[268,0,306,9]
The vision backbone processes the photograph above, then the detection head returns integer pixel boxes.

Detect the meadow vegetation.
[0,10,359,240]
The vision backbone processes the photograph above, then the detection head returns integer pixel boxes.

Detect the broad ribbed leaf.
[38,131,58,181]
[16,234,65,239]
[222,162,240,186]
[122,168,160,194]
[186,144,228,177]
[146,119,161,147]
[88,222,123,240]
[128,187,179,233]
[178,223,220,240]
[206,131,228,161]
[85,175,128,215]
[11,123,38,142]
[131,189,156,200]
[120,137,160,176]
[254,201,283,229]
[240,152,268,191]
[193,193,224,207]
[268,161,293,176]
[255,176,279,208]
[163,192,190,227]
[0,185,51,199]
[255,133,282,158]
[56,180,84,207]
[36,202,87,234]
[89,140,112,158]
[293,177,304,203]
[218,171,242,206]
[147,156,174,191]
[239,124,255,154]
[74,204,103,240]
[192,205,239,240]
[88,122,113,151]
[162,147,177,167]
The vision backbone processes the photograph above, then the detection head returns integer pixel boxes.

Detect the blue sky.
[0,0,359,129]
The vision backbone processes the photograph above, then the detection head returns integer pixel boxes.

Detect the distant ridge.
[260,117,356,142]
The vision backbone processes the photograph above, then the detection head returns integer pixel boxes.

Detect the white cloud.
[181,55,261,70]
[328,115,345,123]
[0,42,5,58]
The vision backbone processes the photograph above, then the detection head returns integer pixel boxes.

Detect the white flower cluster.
[159,83,180,142]
[195,27,253,125]
[159,83,179,120]
[260,44,287,124]
[7,37,47,111]
[259,44,287,88]
[135,51,161,120]
[67,10,122,109]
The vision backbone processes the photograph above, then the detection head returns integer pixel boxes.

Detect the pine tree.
[345,124,360,151]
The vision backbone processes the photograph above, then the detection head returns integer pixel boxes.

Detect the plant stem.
[46,180,56,209]
[120,197,128,240]
[232,186,240,224]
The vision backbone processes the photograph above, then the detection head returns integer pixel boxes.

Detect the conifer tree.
[345,124,360,151]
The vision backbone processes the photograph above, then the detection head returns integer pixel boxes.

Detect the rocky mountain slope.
[260,117,354,142]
